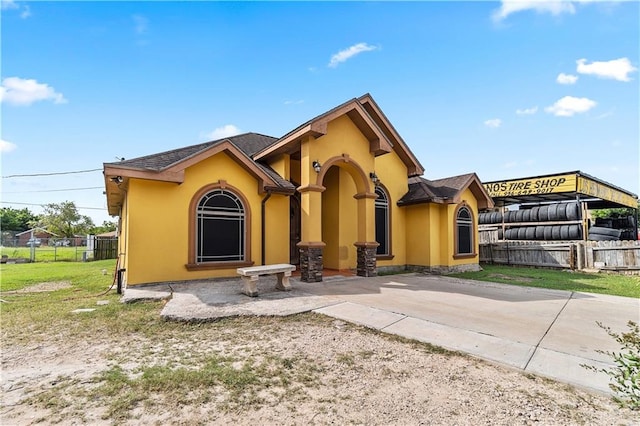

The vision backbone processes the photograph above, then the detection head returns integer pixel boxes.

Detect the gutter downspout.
[261,191,272,265]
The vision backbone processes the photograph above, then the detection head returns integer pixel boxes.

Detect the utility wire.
[2,168,102,179]
[0,201,107,211]
[2,186,104,194]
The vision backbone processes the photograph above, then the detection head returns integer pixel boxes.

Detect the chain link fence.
[1,234,118,263]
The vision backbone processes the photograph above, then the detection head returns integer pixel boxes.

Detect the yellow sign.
[483,174,577,198]
[577,177,638,208]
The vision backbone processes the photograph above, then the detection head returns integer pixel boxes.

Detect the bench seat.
[236,264,296,297]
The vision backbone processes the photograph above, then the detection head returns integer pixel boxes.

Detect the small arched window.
[375,186,390,256]
[455,205,474,256]
[196,189,246,263]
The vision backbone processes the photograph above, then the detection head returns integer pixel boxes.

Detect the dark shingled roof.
[105,133,278,171]
[398,173,477,205]
[103,133,295,192]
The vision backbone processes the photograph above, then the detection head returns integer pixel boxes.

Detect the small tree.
[90,220,118,235]
[36,201,95,238]
[0,207,40,232]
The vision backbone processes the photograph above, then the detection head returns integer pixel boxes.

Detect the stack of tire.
[589,216,637,241]
[479,202,583,241]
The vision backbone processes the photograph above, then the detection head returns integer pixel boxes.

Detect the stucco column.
[354,191,378,277]
[297,186,325,282]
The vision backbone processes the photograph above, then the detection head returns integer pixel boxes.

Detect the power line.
[2,168,102,179]
[1,201,107,211]
[2,186,104,194]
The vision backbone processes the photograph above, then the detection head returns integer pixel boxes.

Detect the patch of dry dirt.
[488,274,535,283]
[1,314,636,425]
[2,281,73,294]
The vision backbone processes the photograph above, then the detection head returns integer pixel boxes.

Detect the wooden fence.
[480,240,640,273]
[94,238,118,260]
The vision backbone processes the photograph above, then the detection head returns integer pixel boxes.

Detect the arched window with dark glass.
[196,189,245,263]
[456,205,474,255]
[375,186,390,256]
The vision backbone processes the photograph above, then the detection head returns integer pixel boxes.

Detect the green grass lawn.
[452,264,640,298]
[0,259,171,345]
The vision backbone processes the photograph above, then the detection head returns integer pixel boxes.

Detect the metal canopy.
[482,171,638,209]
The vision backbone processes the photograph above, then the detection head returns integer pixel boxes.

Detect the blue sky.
[1,0,638,225]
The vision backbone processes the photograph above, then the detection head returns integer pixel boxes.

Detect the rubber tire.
[560,225,570,240]
[498,229,504,240]
[548,204,559,221]
[515,210,524,223]
[535,226,545,240]
[565,202,580,221]
[518,227,527,240]
[530,206,539,222]
[551,226,561,240]
[522,210,531,223]
[589,226,622,237]
[556,203,568,221]
[543,226,553,241]
[589,233,618,241]
[568,224,582,240]
[505,228,514,240]
[538,205,549,221]
[525,227,536,240]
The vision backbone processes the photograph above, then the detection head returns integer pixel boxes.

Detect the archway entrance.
[321,166,358,271]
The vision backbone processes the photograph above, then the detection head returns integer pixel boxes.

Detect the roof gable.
[357,94,424,176]
[398,173,494,210]
[253,94,425,177]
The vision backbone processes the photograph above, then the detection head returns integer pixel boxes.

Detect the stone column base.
[355,242,379,277]
[297,242,325,282]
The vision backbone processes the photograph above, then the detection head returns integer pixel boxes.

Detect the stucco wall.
[124,151,288,286]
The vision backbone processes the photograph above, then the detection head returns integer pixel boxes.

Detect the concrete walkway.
[122,273,639,395]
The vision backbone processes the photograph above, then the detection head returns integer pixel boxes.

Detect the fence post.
[569,244,576,270]
[576,242,584,270]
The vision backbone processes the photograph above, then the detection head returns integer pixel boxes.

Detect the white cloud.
[328,43,378,68]
[2,0,30,18]
[0,77,67,106]
[545,96,597,117]
[204,124,241,140]
[1,0,19,10]
[516,106,538,115]
[0,139,17,153]
[492,0,576,22]
[19,4,29,18]
[484,118,502,128]
[132,14,148,34]
[576,58,637,82]
[556,73,578,84]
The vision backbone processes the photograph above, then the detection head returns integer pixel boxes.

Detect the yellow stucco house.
[104,94,493,286]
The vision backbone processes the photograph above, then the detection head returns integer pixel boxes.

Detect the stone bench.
[236,264,296,297]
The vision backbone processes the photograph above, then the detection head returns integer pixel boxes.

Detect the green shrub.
[585,321,640,410]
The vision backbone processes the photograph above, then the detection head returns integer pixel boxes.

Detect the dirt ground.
[1,309,636,426]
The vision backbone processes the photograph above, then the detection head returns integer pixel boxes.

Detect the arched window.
[196,189,246,263]
[455,205,474,256]
[375,186,390,256]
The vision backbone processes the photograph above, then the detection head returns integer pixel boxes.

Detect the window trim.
[453,202,477,259]
[374,184,394,260]
[186,181,253,270]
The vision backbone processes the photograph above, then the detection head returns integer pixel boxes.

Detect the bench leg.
[242,276,259,297]
[275,271,292,291]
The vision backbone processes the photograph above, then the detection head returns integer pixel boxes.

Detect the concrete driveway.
[123,273,639,395]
